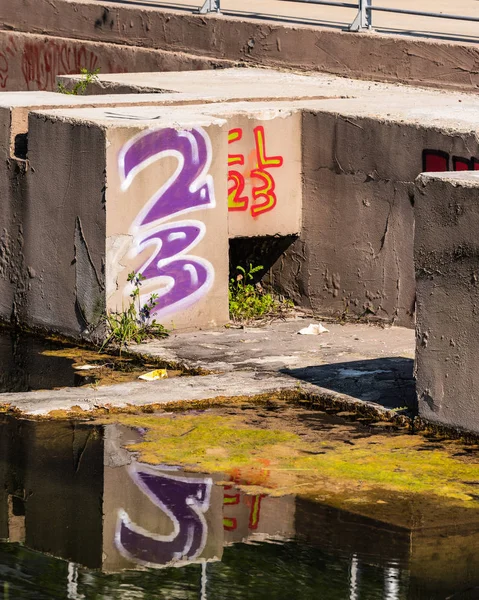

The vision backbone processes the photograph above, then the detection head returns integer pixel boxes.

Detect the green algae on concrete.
[100,408,479,524]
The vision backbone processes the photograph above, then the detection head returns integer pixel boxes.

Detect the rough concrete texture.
[0,320,414,415]
[0,30,236,92]
[3,0,479,92]
[47,71,479,326]
[415,171,479,433]
[273,108,478,328]
[3,67,479,334]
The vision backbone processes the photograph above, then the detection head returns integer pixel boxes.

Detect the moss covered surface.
[98,404,479,529]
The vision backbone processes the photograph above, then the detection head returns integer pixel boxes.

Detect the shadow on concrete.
[282,357,417,413]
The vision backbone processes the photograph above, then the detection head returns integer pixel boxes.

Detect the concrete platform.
[0,320,415,415]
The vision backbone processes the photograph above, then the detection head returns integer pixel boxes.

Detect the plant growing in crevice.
[57,67,100,96]
[229,264,294,323]
[101,271,168,351]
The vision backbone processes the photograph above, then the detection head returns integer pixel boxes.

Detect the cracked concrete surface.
[0,319,415,415]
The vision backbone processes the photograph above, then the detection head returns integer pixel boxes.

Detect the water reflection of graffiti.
[228,126,284,217]
[118,127,216,319]
[116,464,212,567]
[423,149,479,173]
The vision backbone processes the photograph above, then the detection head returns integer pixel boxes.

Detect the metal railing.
[197,0,479,32]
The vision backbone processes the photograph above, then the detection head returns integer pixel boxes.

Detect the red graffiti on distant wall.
[0,37,17,89]
[228,126,284,217]
[423,149,479,173]
[21,40,100,91]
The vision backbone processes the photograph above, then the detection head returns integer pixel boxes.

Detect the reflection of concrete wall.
[223,489,295,545]
[0,418,9,540]
[19,420,104,568]
[103,462,225,572]
[415,171,479,432]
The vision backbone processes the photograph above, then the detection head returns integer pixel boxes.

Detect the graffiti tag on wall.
[423,149,479,173]
[21,40,100,91]
[0,35,125,91]
[118,127,216,319]
[116,463,212,566]
[228,126,284,217]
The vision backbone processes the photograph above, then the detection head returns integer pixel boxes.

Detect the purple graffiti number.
[119,128,215,225]
[116,464,212,567]
[119,127,216,319]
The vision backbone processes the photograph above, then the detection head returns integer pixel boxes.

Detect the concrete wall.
[415,171,479,432]
[23,113,107,337]
[16,95,306,335]
[1,68,479,338]
[0,30,235,92]
[2,0,479,93]
[270,111,479,327]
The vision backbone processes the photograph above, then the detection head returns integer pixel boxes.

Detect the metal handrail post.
[196,0,220,13]
[348,0,372,31]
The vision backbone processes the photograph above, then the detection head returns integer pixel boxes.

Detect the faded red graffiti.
[423,149,479,173]
[228,126,284,217]
[222,461,270,532]
[0,37,17,89]
[21,40,100,91]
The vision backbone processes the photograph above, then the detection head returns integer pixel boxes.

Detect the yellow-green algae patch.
[99,410,479,517]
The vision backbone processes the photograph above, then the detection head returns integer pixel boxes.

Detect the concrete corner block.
[25,108,230,336]
[105,121,229,331]
[414,171,479,432]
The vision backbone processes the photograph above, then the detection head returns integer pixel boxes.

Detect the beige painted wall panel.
[227,112,302,238]
[105,123,229,331]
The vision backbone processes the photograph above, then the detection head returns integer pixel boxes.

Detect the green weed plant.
[101,272,168,351]
[57,67,100,95]
[229,264,293,322]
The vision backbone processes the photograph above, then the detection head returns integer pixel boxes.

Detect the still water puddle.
[1,414,479,599]
[0,329,177,392]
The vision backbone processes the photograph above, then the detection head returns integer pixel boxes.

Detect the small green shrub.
[101,272,168,351]
[57,67,100,96]
[229,264,293,323]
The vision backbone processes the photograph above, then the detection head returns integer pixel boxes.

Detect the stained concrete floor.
[0,318,415,416]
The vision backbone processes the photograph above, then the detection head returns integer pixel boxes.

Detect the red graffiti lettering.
[21,40,101,91]
[227,126,284,217]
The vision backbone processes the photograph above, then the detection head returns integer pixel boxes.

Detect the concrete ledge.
[2,0,479,92]
[0,30,237,91]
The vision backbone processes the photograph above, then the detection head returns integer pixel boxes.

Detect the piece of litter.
[298,323,329,335]
[73,364,101,371]
[138,369,168,381]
